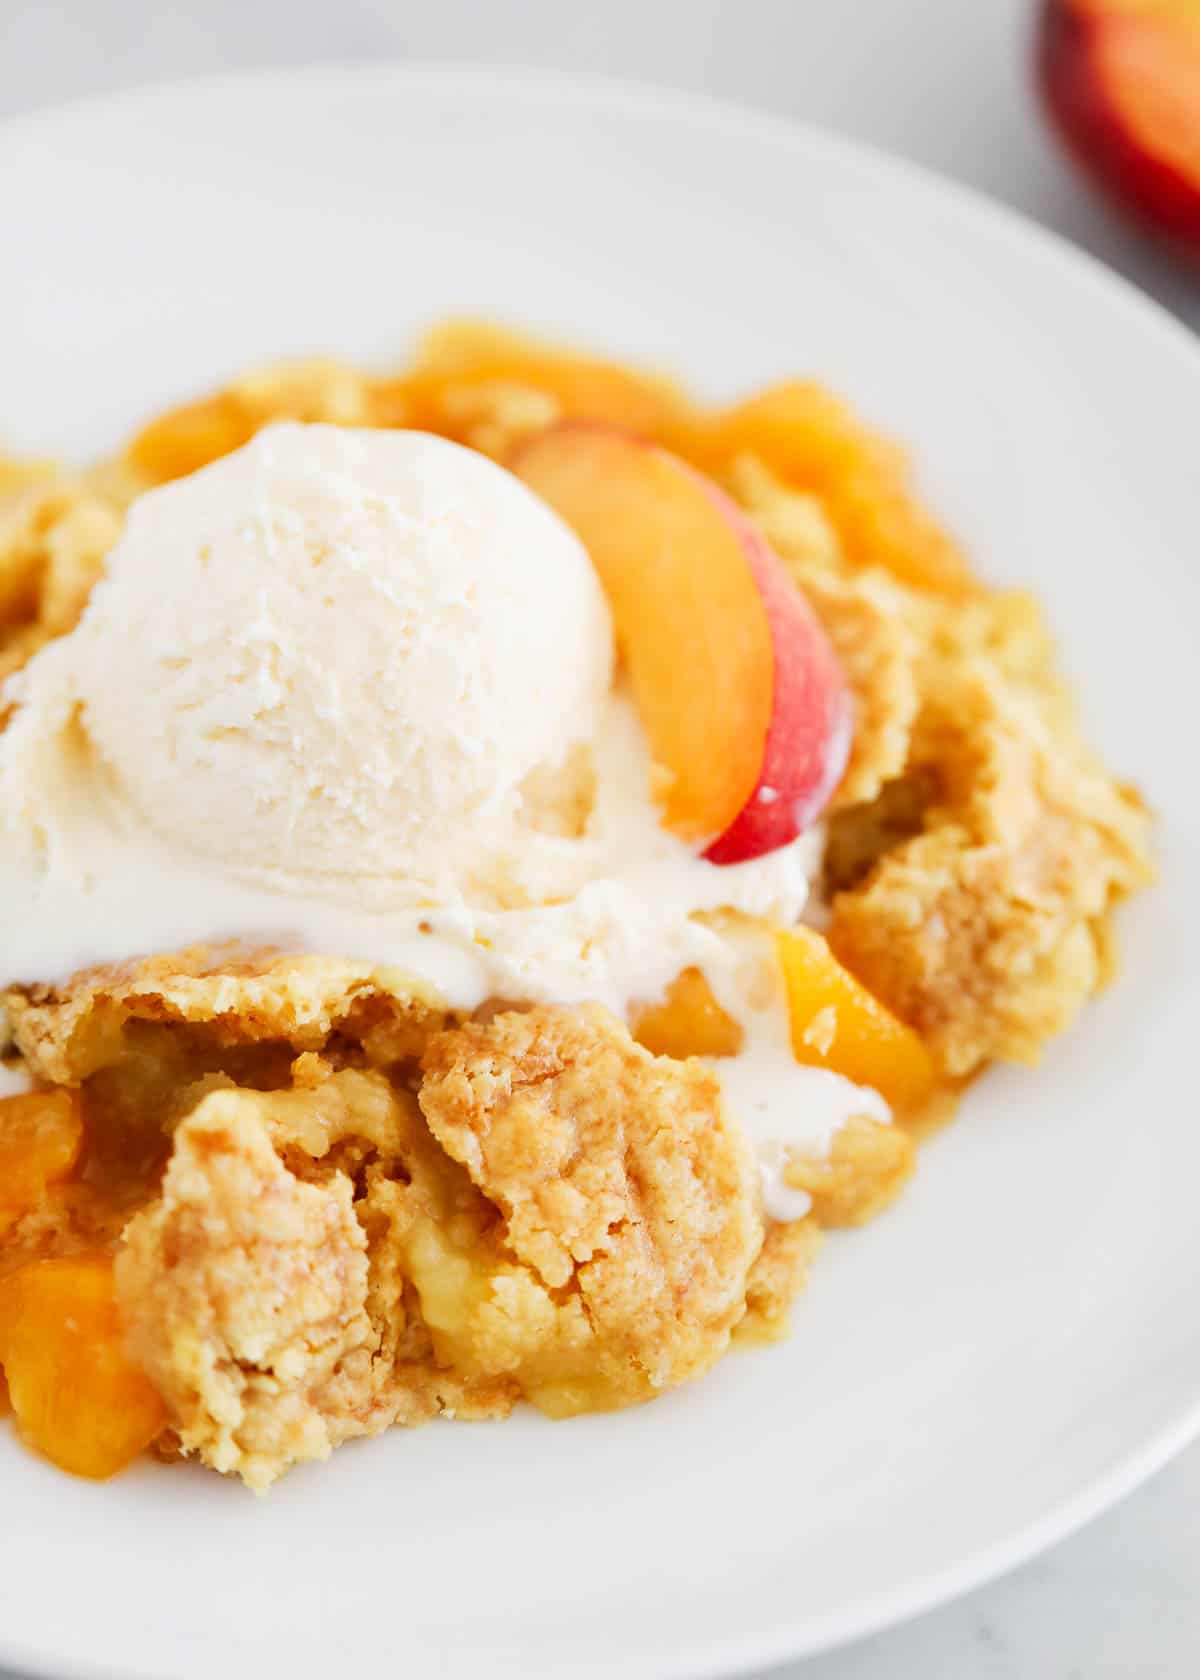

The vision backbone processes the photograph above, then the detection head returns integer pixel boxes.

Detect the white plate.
[1,65,1198,1680]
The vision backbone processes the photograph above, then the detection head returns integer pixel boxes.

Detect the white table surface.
[1,3,1197,1677]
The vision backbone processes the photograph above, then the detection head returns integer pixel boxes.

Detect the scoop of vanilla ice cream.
[8,424,613,904]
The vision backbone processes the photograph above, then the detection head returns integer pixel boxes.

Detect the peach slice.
[777,926,936,1113]
[0,1090,85,1218]
[0,1257,166,1479]
[1038,0,1200,265]
[511,424,851,860]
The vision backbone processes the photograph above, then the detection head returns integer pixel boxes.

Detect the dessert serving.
[0,322,1153,1490]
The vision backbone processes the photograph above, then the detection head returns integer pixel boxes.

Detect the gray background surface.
[2,2,1197,1676]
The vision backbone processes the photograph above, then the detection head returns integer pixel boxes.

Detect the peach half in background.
[1038,0,1200,265]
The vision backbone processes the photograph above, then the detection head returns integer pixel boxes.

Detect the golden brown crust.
[783,1113,915,1227]
[415,1005,764,1412]
[15,996,786,1485]
[115,1088,381,1491]
[0,471,122,689]
[828,667,1153,1076]
[741,1218,823,1333]
[723,452,844,579]
[797,568,920,810]
[6,945,451,1086]
[115,1068,517,1489]
[726,453,1153,1077]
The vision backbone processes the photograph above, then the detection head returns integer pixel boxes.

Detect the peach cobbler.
[0,323,1153,1489]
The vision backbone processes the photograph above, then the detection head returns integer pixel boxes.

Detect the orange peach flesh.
[631,936,935,1116]
[0,1090,85,1220]
[399,321,696,441]
[0,1257,166,1480]
[690,384,975,596]
[512,424,776,844]
[512,425,850,858]
[777,927,937,1113]
[633,969,745,1060]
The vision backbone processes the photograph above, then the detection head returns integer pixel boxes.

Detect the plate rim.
[3,55,1198,373]
[2,59,1199,1680]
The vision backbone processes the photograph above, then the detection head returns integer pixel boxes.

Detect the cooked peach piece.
[513,425,850,857]
[633,969,744,1060]
[777,926,937,1112]
[399,319,694,439]
[126,393,256,485]
[0,1089,85,1215]
[693,383,975,596]
[0,1257,166,1479]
